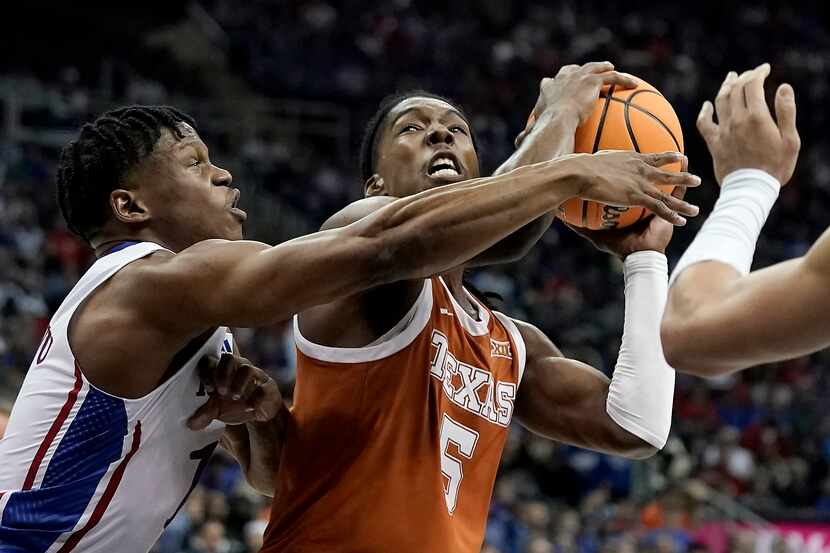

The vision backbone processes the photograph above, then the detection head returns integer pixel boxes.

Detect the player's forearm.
[495,108,581,175]
[662,261,743,374]
[664,254,830,375]
[466,110,580,267]
[374,159,581,281]
[222,417,284,497]
[605,251,674,453]
[663,169,783,374]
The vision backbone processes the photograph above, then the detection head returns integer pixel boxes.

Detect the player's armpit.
[511,319,657,460]
[663,228,830,375]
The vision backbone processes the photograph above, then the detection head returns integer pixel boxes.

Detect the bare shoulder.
[70,249,197,398]
[300,196,422,347]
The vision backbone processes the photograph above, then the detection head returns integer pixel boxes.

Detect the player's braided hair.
[56,105,196,242]
[359,90,478,181]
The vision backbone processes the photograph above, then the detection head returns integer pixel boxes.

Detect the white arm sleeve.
[606,250,675,449]
[669,169,781,286]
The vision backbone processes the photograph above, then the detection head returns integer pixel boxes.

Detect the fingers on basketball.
[536,77,688,229]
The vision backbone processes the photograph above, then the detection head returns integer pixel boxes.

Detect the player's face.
[130,124,245,248]
[370,98,480,197]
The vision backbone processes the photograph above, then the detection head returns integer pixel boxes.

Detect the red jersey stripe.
[57,421,142,553]
[22,362,83,490]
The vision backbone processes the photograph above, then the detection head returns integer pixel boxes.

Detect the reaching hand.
[566,165,689,258]
[515,61,638,148]
[555,150,700,226]
[187,353,283,431]
[698,63,800,185]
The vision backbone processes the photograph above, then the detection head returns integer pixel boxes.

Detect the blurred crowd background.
[4,2,830,552]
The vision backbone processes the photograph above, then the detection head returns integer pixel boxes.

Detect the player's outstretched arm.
[661,64,805,375]
[129,151,699,334]
[469,62,639,267]
[514,217,676,459]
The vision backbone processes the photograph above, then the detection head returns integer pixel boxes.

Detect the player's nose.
[212,166,233,187]
[427,126,454,146]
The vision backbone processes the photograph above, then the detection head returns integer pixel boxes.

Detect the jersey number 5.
[440,414,479,515]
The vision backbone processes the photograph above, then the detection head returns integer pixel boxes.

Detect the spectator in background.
[185,519,244,553]
[242,520,266,553]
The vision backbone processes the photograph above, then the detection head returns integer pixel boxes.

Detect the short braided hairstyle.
[56,105,196,242]
[359,91,478,181]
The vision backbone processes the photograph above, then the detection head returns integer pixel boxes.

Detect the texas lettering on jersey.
[429,329,516,428]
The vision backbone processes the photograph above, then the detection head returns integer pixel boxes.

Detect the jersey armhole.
[293,279,433,363]
[492,312,527,384]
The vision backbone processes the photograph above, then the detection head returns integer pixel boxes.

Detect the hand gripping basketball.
[560,150,701,227]
[526,76,690,229]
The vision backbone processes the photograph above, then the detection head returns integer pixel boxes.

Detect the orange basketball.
[526,78,684,229]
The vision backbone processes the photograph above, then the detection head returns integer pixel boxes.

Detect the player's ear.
[364,174,388,197]
[110,189,151,225]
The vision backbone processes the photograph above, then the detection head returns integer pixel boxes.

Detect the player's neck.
[441,269,480,321]
[90,230,177,258]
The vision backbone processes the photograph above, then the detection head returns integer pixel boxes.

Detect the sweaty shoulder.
[299,196,424,348]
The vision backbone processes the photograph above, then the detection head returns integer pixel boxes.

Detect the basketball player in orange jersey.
[0,103,697,551]
[661,64,812,376]
[263,62,694,552]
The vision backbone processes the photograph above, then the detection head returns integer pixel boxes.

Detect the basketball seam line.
[607,93,683,153]
[618,90,679,226]
[595,88,679,228]
[622,90,644,154]
[584,85,616,227]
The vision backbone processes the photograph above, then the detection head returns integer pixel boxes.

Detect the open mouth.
[427,154,461,178]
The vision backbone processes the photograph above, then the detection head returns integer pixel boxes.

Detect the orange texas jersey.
[262,276,527,553]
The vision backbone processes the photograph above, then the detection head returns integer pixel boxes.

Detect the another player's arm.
[188,353,287,497]
[663,229,830,375]
[219,418,285,497]
[513,320,657,459]
[661,64,803,375]
[468,62,639,267]
[131,152,698,333]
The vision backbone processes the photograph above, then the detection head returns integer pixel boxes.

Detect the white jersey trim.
[294,279,432,363]
[493,312,527,384]
[437,276,491,336]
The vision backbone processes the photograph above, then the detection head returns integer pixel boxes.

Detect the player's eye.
[399,124,421,134]
[449,125,468,135]
[189,159,201,167]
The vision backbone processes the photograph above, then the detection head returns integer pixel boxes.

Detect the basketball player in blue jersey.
[0,103,698,552]
[661,64,813,375]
